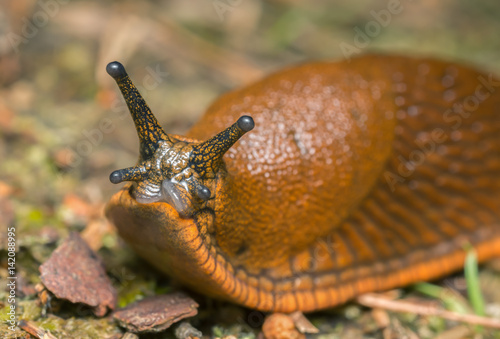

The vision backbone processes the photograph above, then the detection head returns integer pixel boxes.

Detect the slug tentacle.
[107,61,254,217]
[109,166,148,184]
[190,116,254,178]
[106,61,172,160]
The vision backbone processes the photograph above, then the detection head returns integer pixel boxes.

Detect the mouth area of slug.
[133,179,193,218]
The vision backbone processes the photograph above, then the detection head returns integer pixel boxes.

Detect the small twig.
[357,293,500,329]
[18,319,58,339]
[289,311,319,334]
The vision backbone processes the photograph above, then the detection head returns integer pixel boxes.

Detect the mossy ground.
[1,0,500,338]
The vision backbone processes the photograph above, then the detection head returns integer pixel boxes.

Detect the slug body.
[106,55,500,312]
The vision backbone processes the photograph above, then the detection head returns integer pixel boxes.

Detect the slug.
[105,55,500,312]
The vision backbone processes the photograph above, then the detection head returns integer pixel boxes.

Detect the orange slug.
[105,55,500,312]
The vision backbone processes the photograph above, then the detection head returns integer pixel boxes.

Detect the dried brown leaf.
[39,232,117,316]
[113,292,198,333]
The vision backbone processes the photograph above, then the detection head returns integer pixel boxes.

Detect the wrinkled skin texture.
[106,55,500,312]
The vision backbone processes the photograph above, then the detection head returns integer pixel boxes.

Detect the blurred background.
[1,0,500,230]
[1,0,500,336]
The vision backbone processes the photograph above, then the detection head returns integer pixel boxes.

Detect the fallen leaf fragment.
[113,292,198,333]
[289,311,319,334]
[39,232,117,316]
[262,313,305,339]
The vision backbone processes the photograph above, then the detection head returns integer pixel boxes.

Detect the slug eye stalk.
[106,61,171,161]
[189,116,255,178]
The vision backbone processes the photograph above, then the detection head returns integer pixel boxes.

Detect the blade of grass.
[464,248,486,317]
[464,247,486,334]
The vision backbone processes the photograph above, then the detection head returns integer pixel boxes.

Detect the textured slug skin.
[106,54,500,312]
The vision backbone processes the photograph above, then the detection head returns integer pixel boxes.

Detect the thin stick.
[357,293,500,329]
[18,320,58,339]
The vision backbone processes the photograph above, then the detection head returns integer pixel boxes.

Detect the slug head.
[106,61,254,218]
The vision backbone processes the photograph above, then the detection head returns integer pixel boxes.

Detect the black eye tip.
[197,185,211,201]
[106,61,127,79]
[237,116,255,132]
[109,170,123,184]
